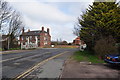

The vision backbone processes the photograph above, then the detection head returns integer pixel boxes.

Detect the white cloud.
[6,0,93,42]
[8,1,74,24]
[7,0,94,2]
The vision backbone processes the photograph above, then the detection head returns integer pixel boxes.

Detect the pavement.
[60,58,120,79]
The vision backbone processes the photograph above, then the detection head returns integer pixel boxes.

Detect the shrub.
[94,36,118,58]
[9,47,20,50]
[0,48,2,51]
[118,46,120,54]
[116,43,120,53]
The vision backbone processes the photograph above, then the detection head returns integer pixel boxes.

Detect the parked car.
[104,54,120,65]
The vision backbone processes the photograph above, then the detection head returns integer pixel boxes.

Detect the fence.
[21,43,38,49]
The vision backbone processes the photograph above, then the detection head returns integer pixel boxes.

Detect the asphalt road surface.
[1,48,78,79]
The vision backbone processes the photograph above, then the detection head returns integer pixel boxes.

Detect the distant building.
[20,27,51,49]
[73,36,81,45]
[1,35,8,50]
[1,35,19,50]
[73,36,87,51]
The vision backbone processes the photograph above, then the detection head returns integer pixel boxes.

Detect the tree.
[0,0,13,30]
[77,1,120,50]
[61,41,68,45]
[8,11,24,48]
[0,0,24,49]
[73,25,80,36]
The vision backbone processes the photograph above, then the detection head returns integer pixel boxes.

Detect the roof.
[21,30,48,36]
[74,36,80,40]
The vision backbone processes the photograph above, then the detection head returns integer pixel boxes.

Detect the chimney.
[28,29,30,32]
[22,27,24,34]
[47,28,49,34]
[42,27,44,32]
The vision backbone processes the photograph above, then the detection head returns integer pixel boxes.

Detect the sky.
[6,0,120,42]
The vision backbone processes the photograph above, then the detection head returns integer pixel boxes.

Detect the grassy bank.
[73,51,104,63]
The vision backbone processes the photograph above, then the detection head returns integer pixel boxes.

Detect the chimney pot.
[42,27,44,32]
[47,28,49,34]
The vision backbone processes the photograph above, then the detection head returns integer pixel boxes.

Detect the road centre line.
[14,51,69,80]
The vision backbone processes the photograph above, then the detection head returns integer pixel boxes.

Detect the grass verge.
[73,50,104,63]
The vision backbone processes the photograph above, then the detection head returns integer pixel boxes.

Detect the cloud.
[8,1,75,25]
[7,0,94,2]
[6,0,93,42]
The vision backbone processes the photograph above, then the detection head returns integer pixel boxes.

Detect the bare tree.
[0,0,13,30]
[8,11,24,48]
[73,24,81,36]
[0,0,24,49]
[9,11,23,36]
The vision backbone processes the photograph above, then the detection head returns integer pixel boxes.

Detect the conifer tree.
[78,1,120,50]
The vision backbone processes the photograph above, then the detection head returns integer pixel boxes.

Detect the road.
[1,48,78,79]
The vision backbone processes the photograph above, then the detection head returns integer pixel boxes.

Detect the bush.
[118,46,120,54]
[9,47,20,50]
[116,43,120,53]
[94,36,118,58]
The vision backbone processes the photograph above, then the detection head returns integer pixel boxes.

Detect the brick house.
[73,36,81,45]
[20,27,51,49]
[73,36,87,50]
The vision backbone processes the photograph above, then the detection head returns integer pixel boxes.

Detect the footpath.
[60,58,120,79]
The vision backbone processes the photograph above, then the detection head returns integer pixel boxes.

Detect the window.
[26,36,28,40]
[21,37,23,40]
[44,41,47,45]
[23,42,25,45]
[44,37,47,40]
[30,36,32,39]
[44,37,46,40]
[45,33,47,36]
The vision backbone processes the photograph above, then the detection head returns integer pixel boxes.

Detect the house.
[0,35,8,50]
[20,27,51,49]
[73,36,87,51]
[1,35,20,50]
[73,36,81,45]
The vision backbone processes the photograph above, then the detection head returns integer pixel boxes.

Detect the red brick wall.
[40,32,45,47]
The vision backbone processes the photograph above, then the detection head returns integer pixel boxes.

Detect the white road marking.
[0,56,22,63]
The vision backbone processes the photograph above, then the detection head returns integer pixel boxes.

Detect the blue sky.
[6,0,120,42]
